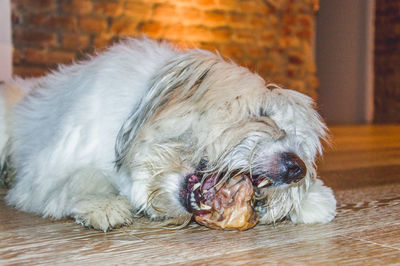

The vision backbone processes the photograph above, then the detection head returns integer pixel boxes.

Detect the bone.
[194,174,259,230]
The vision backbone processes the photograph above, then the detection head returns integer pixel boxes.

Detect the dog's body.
[1,38,336,231]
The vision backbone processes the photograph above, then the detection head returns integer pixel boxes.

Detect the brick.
[198,42,219,52]
[374,0,400,122]
[299,14,312,27]
[288,80,306,94]
[61,0,93,15]
[266,14,280,27]
[238,0,262,14]
[180,7,203,25]
[282,14,297,25]
[12,0,55,12]
[283,25,295,36]
[24,49,46,66]
[234,29,255,43]
[296,29,313,41]
[11,10,22,25]
[240,59,256,70]
[311,0,319,13]
[286,65,306,78]
[264,0,287,10]
[259,31,277,48]
[278,36,300,48]
[10,0,318,99]
[211,27,232,43]
[25,14,77,31]
[220,44,244,59]
[271,75,288,86]
[183,26,211,42]
[137,22,163,39]
[194,0,216,7]
[24,48,76,65]
[217,0,238,11]
[124,1,152,19]
[13,28,58,47]
[306,75,319,91]
[93,34,120,49]
[79,17,107,34]
[173,41,198,50]
[246,46,268,59]
[153,3,179,22]
[203,10,226,26]
[93,1,123,16]
[61,33,90,50]
[110,17,138,35]
[292,1,314,13]
[248,14,269,29]
[47,50,76,65]
[13,65,48,78]
[13,49,22,64]
[227,12,248,28]
[259,2,274,14]
[257,61,278,75]
[288,52,304,65]
[164,24,185,40]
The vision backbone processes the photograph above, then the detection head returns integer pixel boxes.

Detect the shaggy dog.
[0,38,336,231]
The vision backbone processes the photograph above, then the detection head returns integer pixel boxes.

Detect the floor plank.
[1,125,400,265]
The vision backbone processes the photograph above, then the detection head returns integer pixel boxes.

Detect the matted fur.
[0,38,336,231]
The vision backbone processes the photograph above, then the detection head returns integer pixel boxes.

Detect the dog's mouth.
[180,152,306,230]
[180,172,273,230]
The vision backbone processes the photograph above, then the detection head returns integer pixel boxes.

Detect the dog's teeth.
[191,202,200,210]
[192,183,201,191]
[258,179,271,188]
[191,193,195,202]
[200,202,212,210]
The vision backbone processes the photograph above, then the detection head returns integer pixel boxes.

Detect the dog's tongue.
[193,174,259,230]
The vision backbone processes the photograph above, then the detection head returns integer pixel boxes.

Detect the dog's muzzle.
[252,152,306,187]
[180,152,307,230]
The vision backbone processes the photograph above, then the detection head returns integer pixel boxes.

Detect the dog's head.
[115,47,327,228]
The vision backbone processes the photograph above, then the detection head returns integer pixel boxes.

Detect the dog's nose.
[280,152,306,184]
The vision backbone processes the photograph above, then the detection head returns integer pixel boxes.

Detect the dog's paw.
[72,195,133,232]
[289,179,337,224]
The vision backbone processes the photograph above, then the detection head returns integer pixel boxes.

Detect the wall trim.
[0,0,12,82]
[365,0,375,124]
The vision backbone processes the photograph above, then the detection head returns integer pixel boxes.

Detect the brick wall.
[11,0,319,98]
[374,0,400,123]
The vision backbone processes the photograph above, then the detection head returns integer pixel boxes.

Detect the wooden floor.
[1,125,400,265]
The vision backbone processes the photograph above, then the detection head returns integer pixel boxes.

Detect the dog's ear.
[115,51,218,170]
[264,86,329,157]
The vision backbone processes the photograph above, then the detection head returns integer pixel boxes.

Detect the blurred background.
[0,0,398,124]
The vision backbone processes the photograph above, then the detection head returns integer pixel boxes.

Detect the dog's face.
[180,85,326,227]
[116,50,327,228]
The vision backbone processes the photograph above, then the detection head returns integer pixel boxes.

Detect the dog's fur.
[0,38,336,231]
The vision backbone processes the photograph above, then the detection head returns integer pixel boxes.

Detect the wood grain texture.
[1,125,400,265]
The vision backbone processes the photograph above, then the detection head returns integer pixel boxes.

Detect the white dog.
[0,38,336,231]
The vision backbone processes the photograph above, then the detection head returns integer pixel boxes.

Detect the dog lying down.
[0,38,336,231]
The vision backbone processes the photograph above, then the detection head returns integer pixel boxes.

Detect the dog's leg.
[71,194,133,232]
[62,168,133,231]
[124,166,192,222]
[115,139,194,223]
[7,167,133,232]
[288,179,337,224]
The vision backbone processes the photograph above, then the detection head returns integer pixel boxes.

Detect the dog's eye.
[251,116,286,140]
[258,108,270,117]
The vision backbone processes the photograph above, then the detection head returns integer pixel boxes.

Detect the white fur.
[289,179,337,223]
[0,38,336,231]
